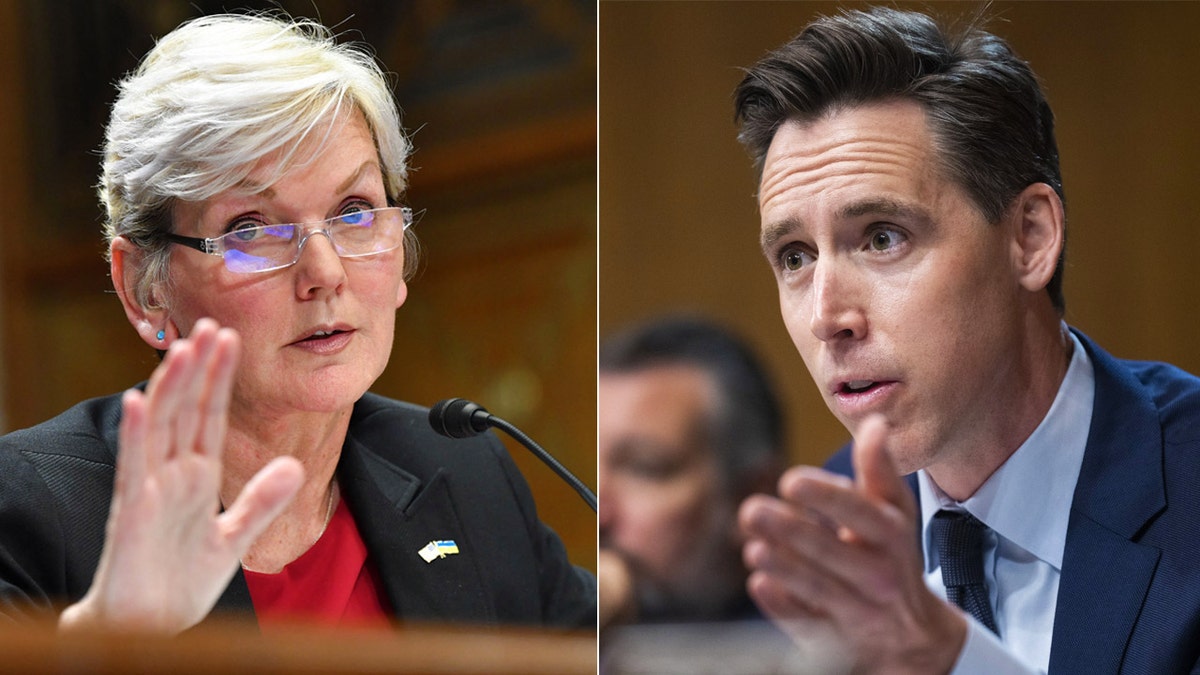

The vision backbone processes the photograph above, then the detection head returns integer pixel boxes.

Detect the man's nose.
[809,260,867,342]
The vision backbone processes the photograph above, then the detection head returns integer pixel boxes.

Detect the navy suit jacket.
[825,330,1200,673]
[0,391,596,630]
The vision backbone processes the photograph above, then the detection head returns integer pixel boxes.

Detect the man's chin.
[843,419,929,476]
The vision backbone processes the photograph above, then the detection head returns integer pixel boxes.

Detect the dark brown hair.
[600,316,784,493]
[735,7,1066,311]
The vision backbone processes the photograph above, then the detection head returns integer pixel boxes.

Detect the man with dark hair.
[598,316,785,628]
[734,7,1200,673]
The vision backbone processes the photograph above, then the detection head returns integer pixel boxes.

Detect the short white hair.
[101,12,415,308]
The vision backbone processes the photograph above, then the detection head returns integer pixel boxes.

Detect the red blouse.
[243,497,392,633]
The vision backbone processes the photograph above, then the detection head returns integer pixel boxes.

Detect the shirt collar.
[920,327,1095,573]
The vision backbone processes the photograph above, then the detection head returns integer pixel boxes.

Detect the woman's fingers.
[218,456,304,555]
[134,319,238,468]
[78,318,306,634]
[143,338,195,468]
[199,327,240,460]
[172,321,217,457]
[114,388,148,502]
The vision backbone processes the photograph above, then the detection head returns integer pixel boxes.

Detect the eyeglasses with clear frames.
[164,206,414,274]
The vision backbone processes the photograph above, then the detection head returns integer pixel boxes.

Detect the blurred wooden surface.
[599,1,1200,467]
[2,618,595,674]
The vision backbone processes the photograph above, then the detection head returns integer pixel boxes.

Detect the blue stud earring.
[156,330,165,341]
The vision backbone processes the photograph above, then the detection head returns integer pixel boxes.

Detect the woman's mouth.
[303,329,343,342]
[291,328,354,354]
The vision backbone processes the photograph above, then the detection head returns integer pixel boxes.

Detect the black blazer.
[0,391,596,630]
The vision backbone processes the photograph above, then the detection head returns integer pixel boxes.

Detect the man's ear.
[1009,182,1065,294]
[110,236,174,349]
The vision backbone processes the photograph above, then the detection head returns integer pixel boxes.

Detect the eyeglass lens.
[221,208,406,273]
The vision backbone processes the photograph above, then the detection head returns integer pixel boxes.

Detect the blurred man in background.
[598,316,785,629]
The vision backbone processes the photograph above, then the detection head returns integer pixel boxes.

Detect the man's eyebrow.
[760,217,802,256]
[759,198,931,256]
[839,197,928,223]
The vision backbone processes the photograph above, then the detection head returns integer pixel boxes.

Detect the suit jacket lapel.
[203,401,495,627]
[336,433,496,624]
[1048,332,1166,672]
[209,570,255,623]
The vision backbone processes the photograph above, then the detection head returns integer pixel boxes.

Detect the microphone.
[429,398,491,438]
[429,398,597,512]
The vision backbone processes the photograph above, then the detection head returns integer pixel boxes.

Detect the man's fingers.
[772,466,905,549]
[741,492,840,547]
[852,414,917,520]
[217,457,305,554]
[742,493,905,614]
[747,571,855,675]
[747,567,820,622]
[745,567,840,649]
[742,464,923,612]
[740,496,875,603]
[744,537,853,610]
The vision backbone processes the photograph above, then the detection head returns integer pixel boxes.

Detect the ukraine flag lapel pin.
[419,539,460,563]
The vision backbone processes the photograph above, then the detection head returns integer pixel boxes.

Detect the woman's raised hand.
[59,318,304,634]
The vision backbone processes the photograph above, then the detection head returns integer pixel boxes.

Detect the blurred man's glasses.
[165,206,413,274]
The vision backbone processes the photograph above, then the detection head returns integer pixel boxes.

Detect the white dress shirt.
[919,329,1095,674]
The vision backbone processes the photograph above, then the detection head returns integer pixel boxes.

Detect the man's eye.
[868,228,905,251]
[626,458,682,481]
[782,248,814,271]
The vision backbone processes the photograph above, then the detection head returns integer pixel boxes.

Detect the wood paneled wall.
[0,1,596,570]
[600,1,1200,466]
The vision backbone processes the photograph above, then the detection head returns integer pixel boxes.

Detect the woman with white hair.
[0,12,594,634]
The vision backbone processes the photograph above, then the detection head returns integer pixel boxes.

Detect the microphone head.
[429,398,491,439]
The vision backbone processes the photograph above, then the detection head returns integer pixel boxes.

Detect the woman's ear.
[1009,182,1065,294]
[395,279,408,310]
[110,236,174,349]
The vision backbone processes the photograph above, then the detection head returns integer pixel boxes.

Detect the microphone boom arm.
[486,415,598,512]
[429,398,597,512]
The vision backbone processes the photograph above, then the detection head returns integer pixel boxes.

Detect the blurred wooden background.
[0,0,596,571]
[600,1,1200,467]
